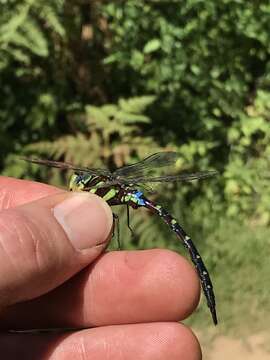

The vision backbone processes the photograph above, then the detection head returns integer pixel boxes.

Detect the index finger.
[0,176,64,210]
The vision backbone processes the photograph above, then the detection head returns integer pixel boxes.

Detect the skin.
[0,176,202,359]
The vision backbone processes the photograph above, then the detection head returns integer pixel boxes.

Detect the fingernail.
[53,193,112,250]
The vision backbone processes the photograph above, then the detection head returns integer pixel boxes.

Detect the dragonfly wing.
[22,158,111,176]
[118,170,218,184]
[113,152,179,177]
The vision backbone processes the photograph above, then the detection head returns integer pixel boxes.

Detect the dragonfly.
[25,152,218,325]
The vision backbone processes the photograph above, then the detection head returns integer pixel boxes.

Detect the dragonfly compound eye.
[69,173,86,191]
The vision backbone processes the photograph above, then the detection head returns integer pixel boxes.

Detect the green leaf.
[143,39,161,54]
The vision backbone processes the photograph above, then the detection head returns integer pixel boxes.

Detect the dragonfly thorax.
[68,172,144,208]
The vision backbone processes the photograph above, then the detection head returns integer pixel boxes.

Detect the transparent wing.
[114,152,218,183]
[93,170,218,188]
[22,158,111,176]
[127,170,218,183]
[113,152,179,178]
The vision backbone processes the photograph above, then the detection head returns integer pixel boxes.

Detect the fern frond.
[37,2,65,36]
[86,105,109,124]
[118,96,156,114]
[0,1,33,43]
[0,0,65,64]
[116,111,150,124]
[15,19,48,57]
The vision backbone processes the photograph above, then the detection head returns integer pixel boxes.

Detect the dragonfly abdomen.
[141,196,217,325]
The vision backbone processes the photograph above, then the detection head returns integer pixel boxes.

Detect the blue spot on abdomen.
[134,191,145,205]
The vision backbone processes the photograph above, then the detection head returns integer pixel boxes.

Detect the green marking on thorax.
[89,180,106,194]
[103,188,117,201]
[124,194,132,202]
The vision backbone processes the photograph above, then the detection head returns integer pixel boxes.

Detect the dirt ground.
[196,331,270,359]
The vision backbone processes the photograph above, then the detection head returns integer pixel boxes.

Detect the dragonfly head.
[69,172,93,191]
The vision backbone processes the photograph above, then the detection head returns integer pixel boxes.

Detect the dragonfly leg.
[126,205,134,237]
[112,213,121,250]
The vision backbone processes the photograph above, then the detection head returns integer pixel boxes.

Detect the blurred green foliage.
[1,0,270,331]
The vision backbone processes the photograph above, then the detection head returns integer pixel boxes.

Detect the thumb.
[0,192,112,309]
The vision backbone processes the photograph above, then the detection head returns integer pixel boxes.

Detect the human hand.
[0,177,202,359]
